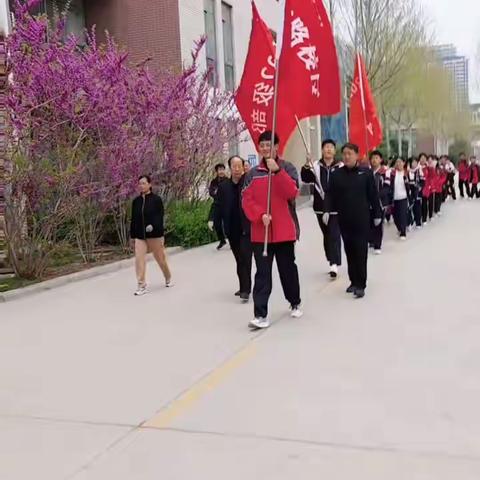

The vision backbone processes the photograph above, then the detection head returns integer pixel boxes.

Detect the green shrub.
[165,200,217,248]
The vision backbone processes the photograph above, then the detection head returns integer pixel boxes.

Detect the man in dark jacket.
[301,139,342,279]
[330,143,382,299]
[208,163,227,250]
[242,131,302,329]
[216,156,252,302]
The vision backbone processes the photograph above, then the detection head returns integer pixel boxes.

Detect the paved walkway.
[1,199,480,479]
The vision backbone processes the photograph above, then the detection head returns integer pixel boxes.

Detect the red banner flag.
[276,0,341,151]
[349,53,383,158]
[235,2,277,148]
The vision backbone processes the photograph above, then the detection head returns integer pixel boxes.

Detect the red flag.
[276,0,341,152]
[349,53,383,158]
[235,2,277,148]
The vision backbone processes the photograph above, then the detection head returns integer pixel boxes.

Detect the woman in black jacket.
[130,175,172,296]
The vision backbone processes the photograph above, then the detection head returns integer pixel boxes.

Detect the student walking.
[130,175,172,296]
[444,156,457,200]
[330,143,382,299]
[369,150,390,254]
[386,158,410,240]
[208,163,228,250]
[469,157,479,199]
[408,157,424,228]
[242,131,303,329]
[301,139,342,278]
[458,153,471,198]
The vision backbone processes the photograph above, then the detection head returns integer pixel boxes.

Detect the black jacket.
[215,176,250,239]
[372,168,391,209]
[130,192,165,240]
[301,160,342,214]
[330,165,382,234]
[209,176,226,199]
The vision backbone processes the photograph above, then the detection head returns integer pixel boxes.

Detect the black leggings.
[428,195,435,219]
[434,193,442,214]
[471,184,479,199]
[422,196,429,223]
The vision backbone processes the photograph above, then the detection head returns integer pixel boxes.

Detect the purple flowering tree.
[5,1,243,277]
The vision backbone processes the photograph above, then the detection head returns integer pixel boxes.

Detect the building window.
[19,0,86,43]
[222,2,234,91]
[204,0,217,86]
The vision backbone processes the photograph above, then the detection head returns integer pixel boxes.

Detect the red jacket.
[470,164,479,185]
[432,169,446,193]
[242,160,299,243]
[422,166,434,197]
[458,160,470,182]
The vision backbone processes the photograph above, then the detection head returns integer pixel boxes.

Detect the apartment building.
[434,44,470,111]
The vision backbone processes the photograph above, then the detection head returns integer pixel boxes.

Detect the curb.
[0,246,184,304]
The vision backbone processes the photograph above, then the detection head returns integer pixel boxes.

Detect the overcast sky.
[420,0,479,102]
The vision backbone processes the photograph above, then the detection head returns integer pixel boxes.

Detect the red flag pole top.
[234,1,277,149]
[276,0,341,153]
[348,53,383,159]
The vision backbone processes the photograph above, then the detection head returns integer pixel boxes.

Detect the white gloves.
[207,221,214,231]
[373,218,382,227]
[322,212,330,226]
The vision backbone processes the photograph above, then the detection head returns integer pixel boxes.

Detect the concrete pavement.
[1,199,480,479]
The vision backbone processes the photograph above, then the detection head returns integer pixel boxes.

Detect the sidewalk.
[1,199,480,480]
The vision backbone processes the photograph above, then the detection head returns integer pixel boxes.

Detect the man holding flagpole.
[235,0,341,327]
[242,131,303,329]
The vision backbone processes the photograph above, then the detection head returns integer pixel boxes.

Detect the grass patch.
[0,277,37,292]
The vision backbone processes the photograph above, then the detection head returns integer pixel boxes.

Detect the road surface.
[1,199,480,479]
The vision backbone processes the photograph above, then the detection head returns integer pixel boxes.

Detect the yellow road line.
[141,342,257,429]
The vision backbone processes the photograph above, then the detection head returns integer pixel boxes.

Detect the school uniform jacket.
[458,161,470,182]
[470,164,479,185]
[407,167,425,201]
[385,169,412,205]
[372,166,391,209]
[301,160,342,215]
[242,159,299,244]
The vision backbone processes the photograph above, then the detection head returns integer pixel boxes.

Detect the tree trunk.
[0,33,11,274]
[397,127,402,157]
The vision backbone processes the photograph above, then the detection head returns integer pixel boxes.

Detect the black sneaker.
[217,240,227,250]
[234,290,241,296]
[354,288,365,298]
[346,284,355,294]
[239,292,250,303]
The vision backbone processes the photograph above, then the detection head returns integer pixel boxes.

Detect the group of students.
[129,131,466,330]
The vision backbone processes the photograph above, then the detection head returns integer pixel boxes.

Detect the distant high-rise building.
[433,44,470,111]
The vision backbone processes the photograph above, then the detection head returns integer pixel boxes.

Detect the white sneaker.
[400,236,407,242]
[166,279,174,288]
[290,306,304,318]
[134,285,148,296]
[374,249,382,255]
[329,264,338,279]
[249,318,270,329]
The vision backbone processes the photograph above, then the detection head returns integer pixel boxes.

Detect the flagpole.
[263,0,285,257]
[295,114,326,201]
[357,53,370,160]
